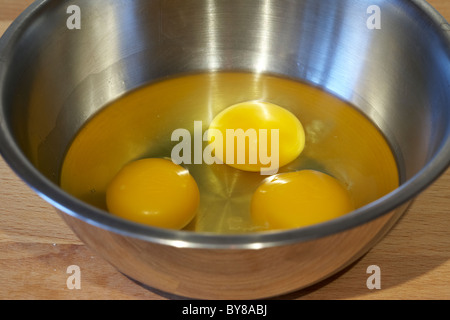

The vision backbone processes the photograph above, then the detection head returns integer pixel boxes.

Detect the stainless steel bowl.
[1,0,449,299]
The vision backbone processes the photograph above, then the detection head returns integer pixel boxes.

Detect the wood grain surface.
[1,0,449,300]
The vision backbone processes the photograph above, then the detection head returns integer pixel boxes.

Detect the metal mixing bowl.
[1,0,450,299]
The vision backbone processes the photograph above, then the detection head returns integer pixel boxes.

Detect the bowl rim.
[0,0,449,249]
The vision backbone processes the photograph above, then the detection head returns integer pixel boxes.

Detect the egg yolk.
[251,170,354,230]
[207,101,305,173]
[106,158,200,230]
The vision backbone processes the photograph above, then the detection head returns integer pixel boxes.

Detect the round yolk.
[251,170,354,230]
[207,101,305,173]
[106,158,200,230]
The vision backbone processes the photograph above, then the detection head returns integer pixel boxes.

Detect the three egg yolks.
[105,101,354,231]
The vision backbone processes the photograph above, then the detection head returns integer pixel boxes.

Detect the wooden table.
[1,0,449,300]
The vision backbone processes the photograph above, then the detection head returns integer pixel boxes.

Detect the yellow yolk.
[106,158,200,230]
[207,101,305,173]
[251,170,354,230]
